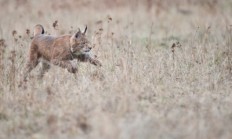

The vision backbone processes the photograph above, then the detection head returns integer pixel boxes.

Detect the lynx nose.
[88,47,92,50]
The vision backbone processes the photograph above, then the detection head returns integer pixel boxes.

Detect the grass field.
[0,0,232,139]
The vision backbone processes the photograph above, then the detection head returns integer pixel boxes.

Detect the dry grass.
[0,0,232,139]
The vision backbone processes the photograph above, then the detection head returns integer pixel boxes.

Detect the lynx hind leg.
[19,63,32,88]
[38,62,50,79]
[23,54,39,80]
[19,56,39,88]
[19,45,40,87]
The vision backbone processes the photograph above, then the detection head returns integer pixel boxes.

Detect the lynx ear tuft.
[83,25,87,34]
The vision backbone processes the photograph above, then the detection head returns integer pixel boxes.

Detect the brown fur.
[23,24,101,82]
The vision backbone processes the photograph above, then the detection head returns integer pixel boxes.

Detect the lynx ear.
[83,25,87,34]
[70,30,80,43]
[74,28,82,38]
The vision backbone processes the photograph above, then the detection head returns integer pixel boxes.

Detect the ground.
[0,0,232,139]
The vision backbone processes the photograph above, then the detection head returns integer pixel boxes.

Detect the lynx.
[23,24,101,81]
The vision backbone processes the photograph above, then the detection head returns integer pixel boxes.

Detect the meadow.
[0,0,232,139]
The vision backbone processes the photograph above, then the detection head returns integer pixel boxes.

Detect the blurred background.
[0,0,232,139]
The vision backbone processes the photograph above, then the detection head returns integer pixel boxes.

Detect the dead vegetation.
[0,0,232,139]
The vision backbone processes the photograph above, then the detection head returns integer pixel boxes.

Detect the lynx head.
[70,26,91,56]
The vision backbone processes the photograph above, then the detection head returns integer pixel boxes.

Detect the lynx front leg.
[51,59,78,73]
[77,54,102,67]
[89,57,102,66]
